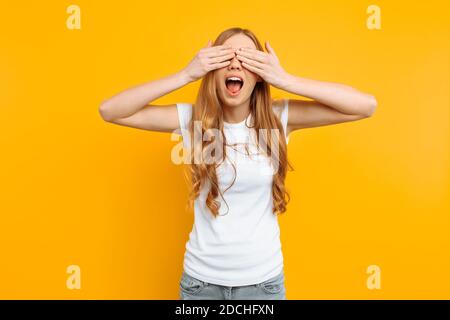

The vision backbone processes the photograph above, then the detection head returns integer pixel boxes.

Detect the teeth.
[226,77,243,82]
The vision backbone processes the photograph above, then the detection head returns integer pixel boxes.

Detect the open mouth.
[225,76,244,96]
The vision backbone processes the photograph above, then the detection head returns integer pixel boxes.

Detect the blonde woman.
[99,27,377,300]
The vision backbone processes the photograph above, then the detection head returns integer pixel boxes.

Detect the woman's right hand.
[182,40,236,82]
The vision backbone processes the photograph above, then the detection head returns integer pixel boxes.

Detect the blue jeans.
[179,270,286,300]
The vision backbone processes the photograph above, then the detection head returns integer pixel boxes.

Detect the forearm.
[99,69,191,121]
[279,73,377,116]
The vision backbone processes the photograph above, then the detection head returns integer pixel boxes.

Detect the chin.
[222,92,247,105]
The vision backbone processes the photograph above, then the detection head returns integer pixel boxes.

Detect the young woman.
[99,27,377,300]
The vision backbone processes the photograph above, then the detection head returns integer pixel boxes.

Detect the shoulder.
[271,98,290,143]
[176,102,193,116]
[271,98,288,118]
[176,102,193,129]
[271,98,289,125]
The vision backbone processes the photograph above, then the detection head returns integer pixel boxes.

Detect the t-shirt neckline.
[223,112,252,128]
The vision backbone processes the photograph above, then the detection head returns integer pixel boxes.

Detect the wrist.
[178,69,193,85]
[277,72,295,91]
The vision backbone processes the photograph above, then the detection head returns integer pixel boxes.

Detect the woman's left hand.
[236,41,289,89]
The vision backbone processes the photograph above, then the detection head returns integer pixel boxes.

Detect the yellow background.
[1,0,449,299]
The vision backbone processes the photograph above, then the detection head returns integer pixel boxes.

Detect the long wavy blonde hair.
[184,27,293,218]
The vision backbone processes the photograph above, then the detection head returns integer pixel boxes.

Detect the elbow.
[98,100,114,122]
[363,94,378,117]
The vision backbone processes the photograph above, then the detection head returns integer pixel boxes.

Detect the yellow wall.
[0,0,449,299]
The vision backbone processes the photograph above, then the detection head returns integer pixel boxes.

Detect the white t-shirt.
[176,98,289,286]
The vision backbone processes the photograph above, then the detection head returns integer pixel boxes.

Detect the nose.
[229,51,242,70]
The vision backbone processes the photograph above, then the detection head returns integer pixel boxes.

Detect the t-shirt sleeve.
[176,102,193,149]
[272,98,290,144]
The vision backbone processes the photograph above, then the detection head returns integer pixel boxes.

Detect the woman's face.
[215,34,262,107]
